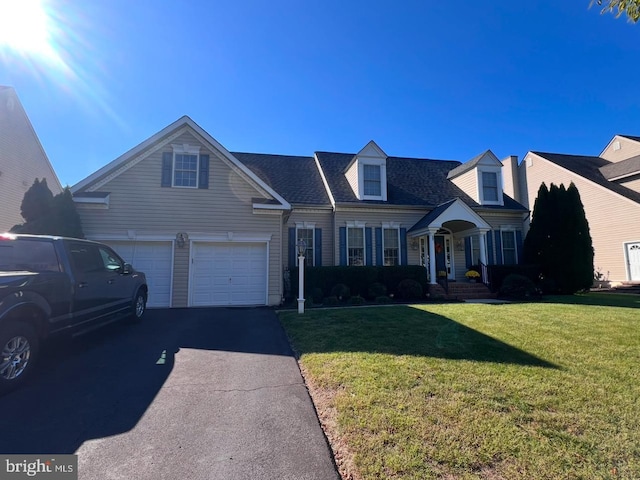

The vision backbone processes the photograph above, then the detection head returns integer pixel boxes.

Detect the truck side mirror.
[122,263,132,275]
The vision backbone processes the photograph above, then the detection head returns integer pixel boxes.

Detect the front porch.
[408,198,492,289]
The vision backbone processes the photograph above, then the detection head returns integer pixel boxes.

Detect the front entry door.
[627,242,640,281]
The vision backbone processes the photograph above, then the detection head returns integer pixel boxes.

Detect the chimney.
[501,155,520,201]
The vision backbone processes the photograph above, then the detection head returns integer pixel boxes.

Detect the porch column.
[478,231,487,265]
[428,233,437,284]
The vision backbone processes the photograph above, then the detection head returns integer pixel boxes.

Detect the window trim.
[363,164,382,197]
[358,160,387,201]
[295,223,315,267]
[477,167,503,206]
[171,144,201,189]
[500,228,518,265]
[382,226,401,266]
[346,223,366,266]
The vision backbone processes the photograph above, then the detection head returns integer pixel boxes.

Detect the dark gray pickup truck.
[0,234,148,392]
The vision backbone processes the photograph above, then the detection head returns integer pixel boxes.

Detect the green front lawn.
[279,299,640,479]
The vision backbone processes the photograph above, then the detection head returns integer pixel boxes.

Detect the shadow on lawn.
[284,305,557,369]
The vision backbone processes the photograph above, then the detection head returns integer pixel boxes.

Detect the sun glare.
[0,0,58,61]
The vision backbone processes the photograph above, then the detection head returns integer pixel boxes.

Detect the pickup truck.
[0,234,148,392]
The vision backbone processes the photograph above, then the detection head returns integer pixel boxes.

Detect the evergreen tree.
[20,178,54,223]
[11,180,84,238]
[523,182,594,294]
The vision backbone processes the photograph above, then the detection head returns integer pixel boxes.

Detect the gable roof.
[231,152,331,206]
[446,150,500,180]
[619,135,640,143]
[316,152,478,207]
[532,151,640,205]
[408,198,491,234]
[71,116,291,209]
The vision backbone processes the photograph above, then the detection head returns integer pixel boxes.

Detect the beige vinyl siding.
[334,209,427,266]
[0,88,62,231]
[345,162,359,198]
[77,131,283,306]
[601,137,640,162]
[450,169,478,203]
[285,210,333,268]
[618,176,640,193]
[523,153,640,282]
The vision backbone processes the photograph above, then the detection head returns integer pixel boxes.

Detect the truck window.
[69,244,105,274]
[0,240,60,272]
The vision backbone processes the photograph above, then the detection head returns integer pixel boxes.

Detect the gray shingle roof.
[446,150,490,179]
[407,200,456,233]
[315,152,480,207]
[533,151,640,205]
[232,152,331,206]
[599,155,640,180]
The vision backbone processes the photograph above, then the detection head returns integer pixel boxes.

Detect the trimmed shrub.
[349,295,365,305]
[330,283,351,301]
[367,282,387,300]
[499,274,541,300]
[376,295,392,304]
[310,287,324,304]
[323,296,339,306]
[487,264,541,293]
[397,279,423,300]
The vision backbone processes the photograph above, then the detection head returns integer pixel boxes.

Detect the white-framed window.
[296,227,314,267]
[347,226,365,266]
[501,230,517,265]
[363,164,381,196]
[172,144,201,188]
[481,171,499,202]
[383,227,400,266]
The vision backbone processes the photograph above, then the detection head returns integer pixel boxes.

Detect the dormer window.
[344,141,388,201]
[363,164,381,196]
[481,172,499,202]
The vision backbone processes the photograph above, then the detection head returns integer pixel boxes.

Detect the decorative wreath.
[435,243,443,254]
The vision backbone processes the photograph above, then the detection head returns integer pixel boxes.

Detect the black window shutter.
[198,154,210,189]
[375,228,383,265]
[339,227,347,266]
[161,152,173,187]
[314,228,322,266]
[486,232,494,264]
[400,228,408,265]
[365,227,373,266]
[288,228,296,268]
[494,230,503,265]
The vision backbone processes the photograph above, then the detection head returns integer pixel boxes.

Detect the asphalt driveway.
[0,308,340,480]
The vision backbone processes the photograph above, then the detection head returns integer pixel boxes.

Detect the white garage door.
[191,242,267,306]
[106,241,173,308]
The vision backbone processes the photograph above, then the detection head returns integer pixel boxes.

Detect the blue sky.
[0,0,638,187]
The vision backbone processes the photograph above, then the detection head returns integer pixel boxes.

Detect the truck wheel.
[131,290,146,322]
[0,322,39,393]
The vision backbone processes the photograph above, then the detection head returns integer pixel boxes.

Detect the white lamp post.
[297,239,306,314]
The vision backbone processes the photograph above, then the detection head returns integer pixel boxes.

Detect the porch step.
[428,282,497,301]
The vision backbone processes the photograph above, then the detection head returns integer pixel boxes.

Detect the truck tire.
[130,289,146,322]
[0,322,39,393]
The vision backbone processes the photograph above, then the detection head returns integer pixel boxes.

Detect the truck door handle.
[78,282,88,288]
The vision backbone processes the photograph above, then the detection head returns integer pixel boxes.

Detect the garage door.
[191,242,267,306]
[106,241,173,308]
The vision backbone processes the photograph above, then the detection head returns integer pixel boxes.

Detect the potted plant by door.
[465,270,480,283]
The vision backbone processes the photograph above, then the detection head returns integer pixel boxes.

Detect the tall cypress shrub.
[523,182,593,294]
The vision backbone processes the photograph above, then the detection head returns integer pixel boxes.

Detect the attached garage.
[106,241,173,308]
[190,242,268,306]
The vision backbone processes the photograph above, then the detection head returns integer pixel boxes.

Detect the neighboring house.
[519,135,640,284]
[71,116,528,308]
[0,86,63,231]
